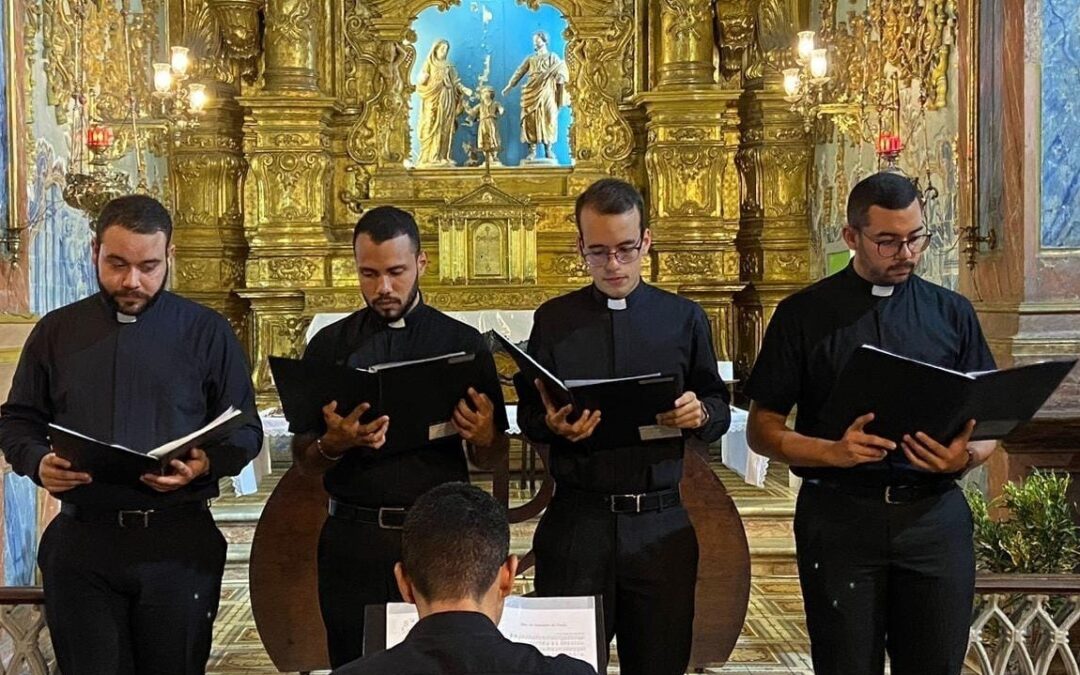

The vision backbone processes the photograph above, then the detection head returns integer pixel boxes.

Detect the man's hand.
[536,379,600,443]
[823,413,896,468]
[140,448,210,492]
[656,391,706,429]
[320,400,390,456]
[902,419,976,473]
[38,453,91,493]
[453,388,496,448]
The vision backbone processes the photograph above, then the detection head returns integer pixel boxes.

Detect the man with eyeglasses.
[515,178,730,675]
[745,171,996,675]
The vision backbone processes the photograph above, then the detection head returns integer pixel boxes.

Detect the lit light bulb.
[783,68,802,98]
[797,31,816,64]
[170,46,191,76]
[153,63,173,93]
[187,83,208,113]
[809,48,829,80]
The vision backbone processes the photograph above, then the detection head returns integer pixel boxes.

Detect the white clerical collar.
[116,311,137,324]
[607,297,627,311]
[871,284,894,297]
[387,317,406,329]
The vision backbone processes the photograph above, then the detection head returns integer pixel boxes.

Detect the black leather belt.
[60,500,210,529]
[328,498,408,529]
[805,479,956,504]
[558,486,681,514]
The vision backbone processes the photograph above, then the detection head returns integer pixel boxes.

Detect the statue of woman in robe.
[416,39,473,167]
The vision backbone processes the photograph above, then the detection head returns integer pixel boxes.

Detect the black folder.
[818,345,1077,444]
[269,351,497,453]
[48,407,245,485]
[362,597,607,671]
[491,331,682,450]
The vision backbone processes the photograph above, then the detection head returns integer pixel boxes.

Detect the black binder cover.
[818,345,1077,444]
[49,408,245,485]
[492,331,681,450]
[270,352,497,453]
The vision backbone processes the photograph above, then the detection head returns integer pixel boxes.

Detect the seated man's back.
[331,483,595,675]
[336,611,593,674]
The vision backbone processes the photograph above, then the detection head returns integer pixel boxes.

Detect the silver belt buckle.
[118,509,154,527]
[611,493,643,513]
[378,507,406,530]
[884,486,897,504]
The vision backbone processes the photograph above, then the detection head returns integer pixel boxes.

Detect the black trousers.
[533,491,699,675]
[794,481,975,675]
[36,510,227,675]
[317,515,404,668]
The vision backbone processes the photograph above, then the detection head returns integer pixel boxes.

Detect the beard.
[368,277,420,322]
[99,266,168,317]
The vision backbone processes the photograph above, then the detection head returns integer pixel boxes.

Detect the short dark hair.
[574,178,646,236]
[846,171,920,231]
[96,195,173,242]
[353,206,421,254]
[534,30,549,45]
[401,483,510,603]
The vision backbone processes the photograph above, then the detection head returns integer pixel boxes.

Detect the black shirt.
[0,291,263,509]
[332,611,597,675]
[301,300,508,507]
[744,263,996,485]
[517,283,730,494]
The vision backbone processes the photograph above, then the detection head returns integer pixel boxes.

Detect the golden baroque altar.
[160,0,817,404]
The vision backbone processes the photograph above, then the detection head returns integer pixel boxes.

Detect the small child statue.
[467,86,505,166]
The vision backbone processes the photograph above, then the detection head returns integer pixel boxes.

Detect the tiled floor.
[205,460,812,674]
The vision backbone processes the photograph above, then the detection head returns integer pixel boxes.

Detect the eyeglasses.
[581,240,644,267]
[860,232,933,258]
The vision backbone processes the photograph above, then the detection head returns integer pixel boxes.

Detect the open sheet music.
[384,596,603,670]
[819,345,1077,444]
[49,407,243,485]
[491,331,681,449]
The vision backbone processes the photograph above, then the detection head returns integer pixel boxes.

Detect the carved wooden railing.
[968,574,1080,675]
[0,587,54,674]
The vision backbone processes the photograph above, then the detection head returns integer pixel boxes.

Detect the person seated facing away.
[332,482,595,675]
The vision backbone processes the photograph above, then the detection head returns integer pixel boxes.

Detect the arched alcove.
[408,1,573,167]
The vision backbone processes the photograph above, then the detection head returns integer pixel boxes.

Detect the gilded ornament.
[266,257,320,282]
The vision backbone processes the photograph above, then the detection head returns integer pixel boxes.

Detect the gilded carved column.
[641,92,743,361]
[733,83,814,382]
[262,0,320,92]
[656,0,716,88]
[170,84,248,332]
[640,6,743,364]
[239,0,337,399]
[169,0,264,337]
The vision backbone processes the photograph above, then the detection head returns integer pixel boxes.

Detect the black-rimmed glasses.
[581,240,644,267]
[860,232,933,258]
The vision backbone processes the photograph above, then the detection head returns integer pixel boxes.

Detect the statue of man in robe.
[502,31,568,164]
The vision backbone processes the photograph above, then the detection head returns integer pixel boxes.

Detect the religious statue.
[502,31,569,164]
[416,39,473,167]
[466,86,505,166]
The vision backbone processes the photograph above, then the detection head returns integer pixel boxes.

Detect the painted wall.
[1040,0,1080,249]
[809,1,963,290]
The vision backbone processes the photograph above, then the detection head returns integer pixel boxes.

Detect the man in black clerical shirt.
[0,195,263,675]
[332,482,595,675]
[292,206,509,668]
[516,179,730,675]
[746,172,996,675]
